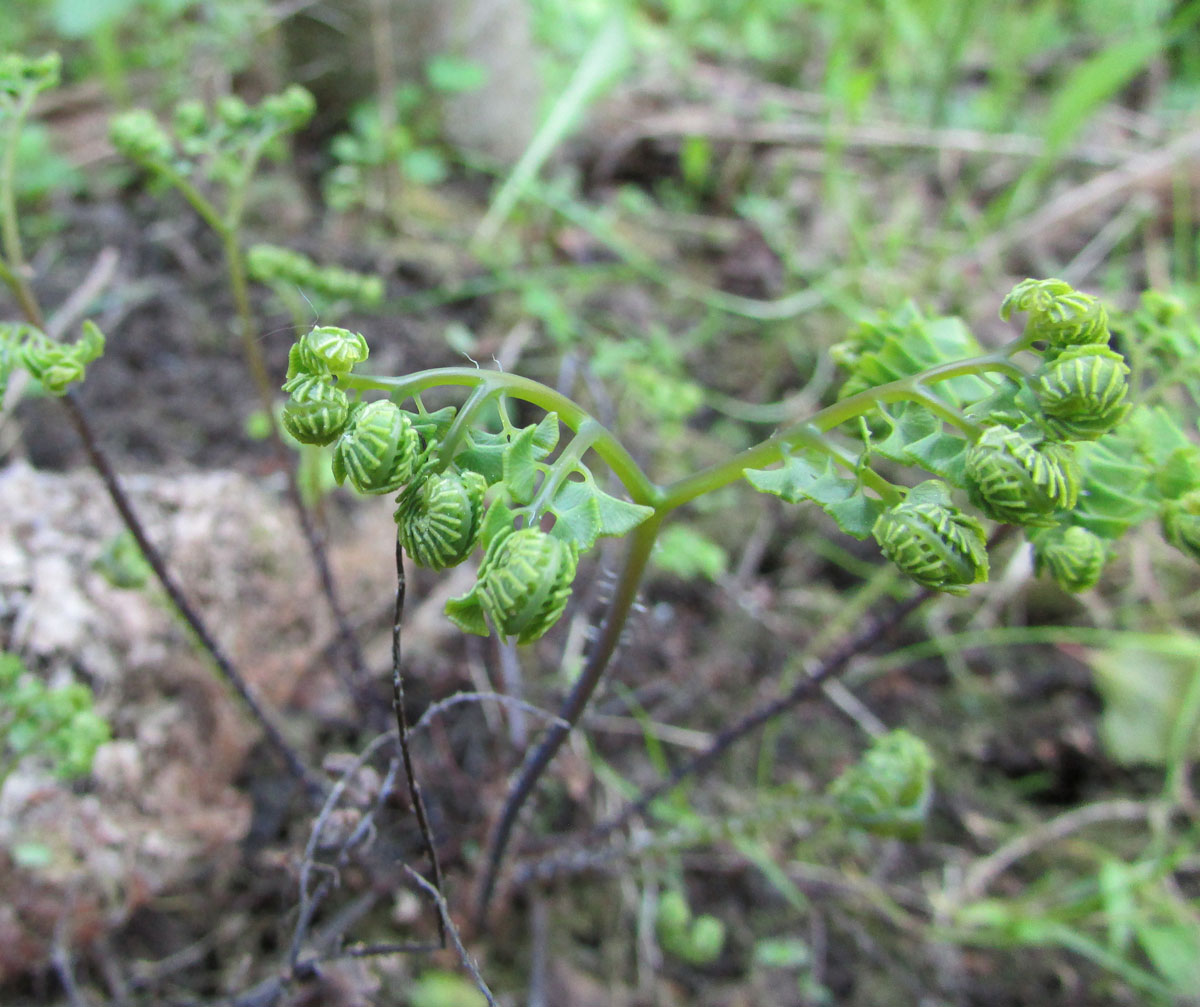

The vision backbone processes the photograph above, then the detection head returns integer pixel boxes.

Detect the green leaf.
[548,481,603,551]
[502,426,546,505]
[53,0,139,37]
[409,969,489,1007]
[823,490,887,540]
[746,453,885,540]
[549,476,653,552]
[875,403,940,463]
[746,453,847,505]
[1156,446,1200,500]
[11,842,53,870]
[1040,33,1161,162]
[876,404,971,485]
[409,405,457,442]
[426,55,488,94]
[501,414,559,505]
[1135,922,1200,993]
[1072,437,1154,539]
[905,427,971,486]
[444,591,488,636]
[455,430,508,485]
[1088,644,1200,765]
[531,412,560,453]
[836,306,991,406]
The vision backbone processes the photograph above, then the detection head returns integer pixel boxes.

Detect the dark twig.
[59,390,325,801]
[392,541,447,946]
[51,906,91,1007]
[413,691,569,735]
[514,586,935,886]
[289,732,396,969]
[404,867,498,1007]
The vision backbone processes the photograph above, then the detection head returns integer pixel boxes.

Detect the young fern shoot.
[280,276,1196,917]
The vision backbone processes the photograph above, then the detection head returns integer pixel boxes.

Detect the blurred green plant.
[0,652,110,786]
[324,56,486,221]
[656,888,727,965]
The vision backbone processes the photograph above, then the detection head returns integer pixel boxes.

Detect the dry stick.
[59,389,325,802]
[405,867,498,1007]
[392,541,447,947]
[513,587,936,889]
[289,731,396,970]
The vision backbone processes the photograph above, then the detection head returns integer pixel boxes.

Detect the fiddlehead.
[1031,524,1108,593]
[108,107,176,163]
[964,425,1080,526]
[395,469,488,570]
[288,325,372,378]
[828,729,935,839]
[331,400,423,495]
[1030,345,1131,441]
[248,246,384,315]
[655,890,726,966]
[280,374,351,447]
[1001,277,1109,347]
[871,481,989,595]
[0,51,61,98]
[1160,490,1200,563]
[446,526,579,644]
[10,321,105,395]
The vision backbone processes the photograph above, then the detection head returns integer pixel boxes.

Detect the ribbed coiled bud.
[17,321,104,394]
[331,400,420,494]
[395,469,488,569]
[872,481,988,595]
[1161,491,1200,563]
[446,527,578,643]
[965,425,1080,526]
[829,729,935,839]
[1001,278,1108,347]
[1032,345,1130,441]
[1032,524,1107,593]
[280,374,350,445]
[293,325,370,376]
[109,109,175,163]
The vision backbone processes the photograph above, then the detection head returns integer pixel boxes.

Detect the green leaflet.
[502,413,560,504]
[455,429,509,485]
[1064,405,1199,541]
[875,403,971,486]
[1072,439,1154,540]
[456,412,559,488]
[548,472,653,552]
[745,453,885,540]
[834,304,992,406]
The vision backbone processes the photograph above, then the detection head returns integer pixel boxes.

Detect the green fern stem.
[0,90,44,325]
[343,349,1028,515]
[343,368,658,505]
